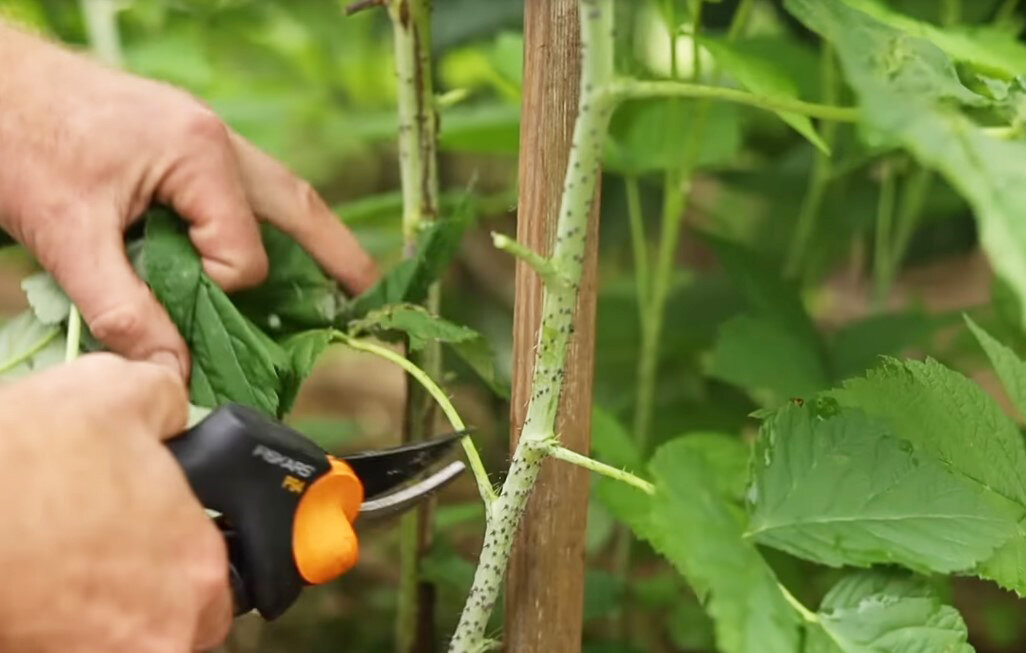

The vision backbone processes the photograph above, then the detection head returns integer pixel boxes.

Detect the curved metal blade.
[358,460,466,521]
[339,431,470,499]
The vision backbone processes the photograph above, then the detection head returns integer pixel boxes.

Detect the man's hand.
[0,25,378,377]
[0,354,230,653]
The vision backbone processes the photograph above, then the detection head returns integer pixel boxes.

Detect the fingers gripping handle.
[168,404,364,620]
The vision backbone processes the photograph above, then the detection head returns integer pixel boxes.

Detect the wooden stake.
[505,0,599,650]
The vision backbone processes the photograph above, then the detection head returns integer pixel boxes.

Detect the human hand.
[0,25,378,378]
[0,353,231,653]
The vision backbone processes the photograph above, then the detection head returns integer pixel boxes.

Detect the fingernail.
[151,350,187,379]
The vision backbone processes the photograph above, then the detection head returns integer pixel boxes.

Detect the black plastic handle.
[167,404,332,619]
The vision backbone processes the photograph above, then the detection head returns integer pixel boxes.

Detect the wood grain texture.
[505,0,599,650]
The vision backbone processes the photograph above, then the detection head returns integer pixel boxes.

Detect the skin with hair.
[0,24,379,650]
[0,23,378,378]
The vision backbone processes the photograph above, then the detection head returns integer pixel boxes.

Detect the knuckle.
[181,108,230,146]
[88,302,146,345]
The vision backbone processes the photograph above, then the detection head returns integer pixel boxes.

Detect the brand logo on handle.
[252,444,316,478]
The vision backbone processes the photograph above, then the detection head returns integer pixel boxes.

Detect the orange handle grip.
[292,457,364,584]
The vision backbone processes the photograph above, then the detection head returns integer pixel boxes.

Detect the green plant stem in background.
[888,165,932,279]
[941,0,961,26]
[448,2,617,649]
[727,0,755,40]
[78,0,122,67]
[690,0,703,81]
[624,176,650,329]
[996,0,1021,20]
[547,443,654,494]
[609,79,860,122]
[785,45,839,279]
[64,307,81,363]
[633,168,688,452]
[384,0,443,648]
[872,162,897,307]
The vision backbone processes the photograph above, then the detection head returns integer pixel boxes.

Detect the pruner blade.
[337,431,470,518]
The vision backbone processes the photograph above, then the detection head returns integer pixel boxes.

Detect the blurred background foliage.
[3,0,1026,651]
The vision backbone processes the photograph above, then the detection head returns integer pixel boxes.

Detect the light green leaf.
[749,401,1021,573]
[671,432,750,502]
[21,273,70,325]
[645,439,802,653]
[0,311,63,380]
[965,315,1026,421]
[831,358,1026,509]
[143,208,294,417]
[784,0,1026,331]
[349,304,477,351]
[841,0,1026,79]
[704,37,829,153]
[806,570,974,653]
[709,314,829,405]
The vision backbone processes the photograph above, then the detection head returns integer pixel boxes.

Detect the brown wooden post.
[505,1,599,650]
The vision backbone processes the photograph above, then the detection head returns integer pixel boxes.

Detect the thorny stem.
[64,307,81,362]
[448,1,616,650]
[785,44,839,279]
[334,333,495,505]
[383,0,442,649]
[547,443,654,495]
[609,79,860,123]
[0,327,59,374]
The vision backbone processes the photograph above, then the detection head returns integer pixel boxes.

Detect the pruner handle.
[168,404,363,620]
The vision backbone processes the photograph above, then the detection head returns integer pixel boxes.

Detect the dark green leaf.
[446,334,510,399]
[143,208,294,416]
[828,311,937,380]
[605,100,741,174]
[345,211,471,320]
[232,224,344,333]
[709,313,829,405]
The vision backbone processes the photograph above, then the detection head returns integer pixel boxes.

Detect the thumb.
[47,224,190,378]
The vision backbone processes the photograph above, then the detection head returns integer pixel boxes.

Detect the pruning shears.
[168,403,467,620]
